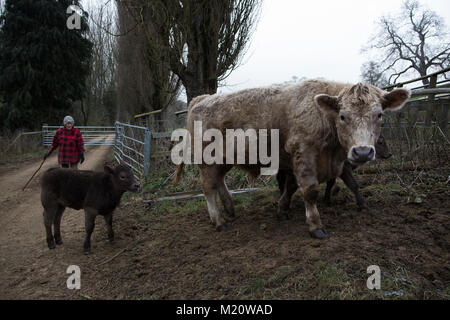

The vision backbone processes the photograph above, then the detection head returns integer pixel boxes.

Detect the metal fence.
[42,123,151,178]
[42,125,116,146]
[114,122,151,177]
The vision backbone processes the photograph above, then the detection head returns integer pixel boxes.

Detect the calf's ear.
[104,165,114,175]
[382,88,410,111]
[315,94,339,114]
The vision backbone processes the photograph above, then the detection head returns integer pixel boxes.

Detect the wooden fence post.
[425,74,437,126]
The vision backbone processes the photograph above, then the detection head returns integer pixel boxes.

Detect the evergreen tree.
[0,0,92,131]
[360,61,389,88]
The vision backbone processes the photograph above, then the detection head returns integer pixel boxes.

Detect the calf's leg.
[323,178,335,205]
[103,213,114,243]
[339,165,368,210]
[83,208,97,254]
[43,208,56,249]
[53,205,65,245]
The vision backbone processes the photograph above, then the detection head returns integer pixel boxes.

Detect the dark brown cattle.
[276,134,392,211]
[40,162,139,254]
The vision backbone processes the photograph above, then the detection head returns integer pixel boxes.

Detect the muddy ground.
[0,148,448,299]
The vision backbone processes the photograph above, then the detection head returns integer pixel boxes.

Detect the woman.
[44,116,85,169]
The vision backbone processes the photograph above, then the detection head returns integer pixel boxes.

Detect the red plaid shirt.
[50,127,85,164]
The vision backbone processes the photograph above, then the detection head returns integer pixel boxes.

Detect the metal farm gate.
[113,122,151,177]
[42,123,151,178]
[42,125,116,147]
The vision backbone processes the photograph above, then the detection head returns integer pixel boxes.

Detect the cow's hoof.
[309,229,329,239]
[48,244,56,250]
[216,224,231,232]
[84,249,91,255]
[55,239,63,245]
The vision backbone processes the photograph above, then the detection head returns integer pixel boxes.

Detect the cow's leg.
[302,183,329,239]
[276,169,286,195]
[103,213,114,243]
[340,165,368,211]
[277,171,298,221]
[324,178,336,206]
[294,160,329,239]
[217,165,234,219]
[43,206,56,249]
[83,208,97,254]
[53,205,65,245]
[217,181,235,219]
[199,165,229,231]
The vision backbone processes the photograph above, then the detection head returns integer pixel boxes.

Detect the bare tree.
[74,0,118,125]
[364,0,449,85]
[119,0,262,103]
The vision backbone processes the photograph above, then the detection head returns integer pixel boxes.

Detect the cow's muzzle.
[349,146,375,164]
[130,183,140,192]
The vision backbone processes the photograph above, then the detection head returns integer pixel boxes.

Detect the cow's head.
[104,161,140,192]
[315,83,409,165]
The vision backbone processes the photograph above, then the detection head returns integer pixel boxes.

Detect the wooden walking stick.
[22,157,46,191]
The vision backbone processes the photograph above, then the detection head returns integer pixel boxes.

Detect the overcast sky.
[218,0,450,96]
[83,0,450,101]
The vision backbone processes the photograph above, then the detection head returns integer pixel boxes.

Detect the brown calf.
[40,162,139,254]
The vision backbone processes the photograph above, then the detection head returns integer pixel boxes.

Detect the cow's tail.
[172,163,185,185]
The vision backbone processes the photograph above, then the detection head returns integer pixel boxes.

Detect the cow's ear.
[382,88,410,111]
[315,94,339,114]
[104,165,114,175]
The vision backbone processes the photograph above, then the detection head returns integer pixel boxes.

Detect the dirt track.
[0,146,114,299]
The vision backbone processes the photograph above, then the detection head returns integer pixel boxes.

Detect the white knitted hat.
[63,115,74,125]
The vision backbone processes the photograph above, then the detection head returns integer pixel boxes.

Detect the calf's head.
[315,83,409,165]
[104,162,140,193]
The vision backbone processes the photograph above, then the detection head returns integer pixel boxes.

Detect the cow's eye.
[340,115,345,121]
[377,113,382,119]
[120,175,126,180]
